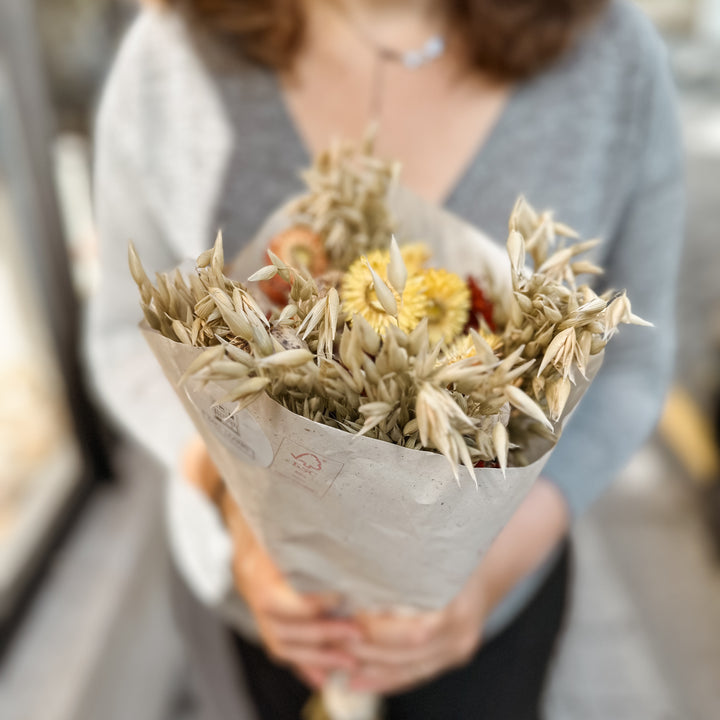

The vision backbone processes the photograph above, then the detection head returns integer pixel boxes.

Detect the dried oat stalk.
[287,131,399,271]
[499,197,651,424]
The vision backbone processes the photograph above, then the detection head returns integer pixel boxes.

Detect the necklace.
[359,31,446,70]
[333,2,447,119]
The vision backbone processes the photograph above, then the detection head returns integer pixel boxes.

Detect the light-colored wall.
[697,0,720,38]
[636,0,697,32]
[637,0,720,38]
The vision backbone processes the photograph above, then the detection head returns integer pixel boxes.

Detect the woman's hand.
[347,478,569,695]
[182,436,361,689]
[346,568,489,694]
[222,489,361,687]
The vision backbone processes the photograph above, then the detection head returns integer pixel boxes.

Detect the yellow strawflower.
[400,243,432,273]
[341,250,429,335]
[422,269,471,345]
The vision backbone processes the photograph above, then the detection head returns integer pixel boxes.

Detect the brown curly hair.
[153,0,608,80]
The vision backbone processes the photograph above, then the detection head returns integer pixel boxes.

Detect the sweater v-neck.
[268,70,525,216]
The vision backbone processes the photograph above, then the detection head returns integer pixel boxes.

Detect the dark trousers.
[234,541,571,720]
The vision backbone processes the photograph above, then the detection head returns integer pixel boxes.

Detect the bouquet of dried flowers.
[132,137,647,720]
[132,138,645,479]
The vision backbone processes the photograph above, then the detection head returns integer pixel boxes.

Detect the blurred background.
[0,1,719,719]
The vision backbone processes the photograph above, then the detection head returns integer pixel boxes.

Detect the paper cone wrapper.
[142,186,601,614]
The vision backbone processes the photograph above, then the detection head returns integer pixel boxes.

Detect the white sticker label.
[272,438,344,497]
[186,388,274,467]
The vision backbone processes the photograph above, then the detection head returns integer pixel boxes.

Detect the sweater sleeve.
[85,76,197,472]
[542,34,685,517]
[84,16,237,607]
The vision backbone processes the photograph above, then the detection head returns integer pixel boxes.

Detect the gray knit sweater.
[86,0,684,638]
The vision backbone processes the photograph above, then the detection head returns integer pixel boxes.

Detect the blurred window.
[0,1,108,638]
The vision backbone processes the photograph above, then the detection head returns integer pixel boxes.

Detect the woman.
[86,0,684,718]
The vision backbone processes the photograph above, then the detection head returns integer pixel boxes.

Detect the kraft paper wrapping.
[142,188,601,614]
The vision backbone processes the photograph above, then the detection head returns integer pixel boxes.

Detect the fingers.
[253,582,343,622]
[221,499,360,684]
[343,609,476,693]
[261,621,358,674]
[273,618,362,646]
[304,592,345,614]
[234,547,323,622]
[258,582,322,619]
[348,662,439,694]
[274,591,344,619]
[346,639,433,667]
[277,645,356,671]
[295,665,328,691]
[346,626,482,694]
[332,612,445,674]
[254,594,361,675]
[357,610,444,648]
